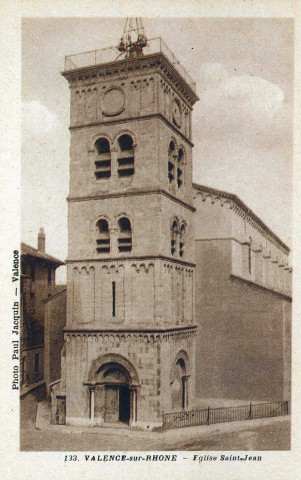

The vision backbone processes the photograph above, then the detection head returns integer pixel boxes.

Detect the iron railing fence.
[162,401,289,431]
[64,37,196,91]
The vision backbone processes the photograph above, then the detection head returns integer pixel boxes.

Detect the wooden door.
[105,386,119,423]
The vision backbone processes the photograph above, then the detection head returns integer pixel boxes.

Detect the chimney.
[38,227,46,252]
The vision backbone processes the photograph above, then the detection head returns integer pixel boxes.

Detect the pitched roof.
[43,285,67,303]
[21,242,65,266]
[193,182,290,253]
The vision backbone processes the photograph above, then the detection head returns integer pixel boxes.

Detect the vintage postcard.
[0,1,300,479]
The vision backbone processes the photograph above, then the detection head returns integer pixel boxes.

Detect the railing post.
[206,406,210,425]
[248,402,252,420]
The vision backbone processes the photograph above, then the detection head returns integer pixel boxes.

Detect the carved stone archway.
[85,353,140,426]
[170,350,190,411]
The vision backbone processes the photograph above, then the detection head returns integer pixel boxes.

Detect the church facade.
[50,37,291,430]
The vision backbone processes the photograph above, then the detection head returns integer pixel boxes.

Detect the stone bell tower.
[58,20,199,430]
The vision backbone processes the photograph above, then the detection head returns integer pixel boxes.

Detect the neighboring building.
[43,286,67,396]
[50,29,292,429]
[21,228,65,395]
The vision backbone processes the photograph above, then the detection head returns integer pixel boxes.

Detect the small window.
[168,141,175,184]
[119,134,133,151]
[47,266,52,285]
[179,223,185,257]
[171,220,178,256]
[117,135,134,176]
[96,219,110,253]
[118,217,132,252]
[177,148,184,188]
[94,138,111,179]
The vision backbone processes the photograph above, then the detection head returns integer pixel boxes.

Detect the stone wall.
[44,289,66,394]
[193,188,292,297]
[66,259,194,329]
[22,345,44,385]
[63,327,196,429]
[194,238,291,402]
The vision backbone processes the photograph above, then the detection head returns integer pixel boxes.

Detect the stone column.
[183,375,190,410]
[90,387,95,424]
[110,147,118,178]
[130,387,137,425]
[110,227,118,256]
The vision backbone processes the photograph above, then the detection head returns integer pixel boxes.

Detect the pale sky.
[21,18,293,283]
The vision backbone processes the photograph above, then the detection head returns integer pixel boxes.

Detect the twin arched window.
[96,217,132,254]
[94,134,135,180]
[171,219,186,257]
[168,141,184,189]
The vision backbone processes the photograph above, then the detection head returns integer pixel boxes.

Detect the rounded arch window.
[175,358,186,374]
[117,134,135,176]
[118,217,132,252]
[95,137,110,154]
[171,219,179,256]
[172,358,187,410]
[177,148,184,188]
[118,134,133,151]
[96,219,110,253]
[168,141,176,184]
[169,140,176,153]
[179,223,186,257]
[94,137,111,179]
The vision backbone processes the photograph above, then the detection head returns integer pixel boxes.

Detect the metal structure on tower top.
[117,18,148,59]
[63,20,197,91]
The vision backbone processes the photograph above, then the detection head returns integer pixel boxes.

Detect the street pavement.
[20,393,291,451]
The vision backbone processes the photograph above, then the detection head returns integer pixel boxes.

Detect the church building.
[50,21,291,430]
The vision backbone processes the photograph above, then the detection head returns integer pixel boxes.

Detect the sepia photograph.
[19,15,293,453]
[3,2,301,478]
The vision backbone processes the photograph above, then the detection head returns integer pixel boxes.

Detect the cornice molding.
[64,326,197,344]
[230,273,292,302]
[64,325,197,334]
[69,113,194,147]
[66,255,196,268]
[62,52,199,108]
[67,188,196,212]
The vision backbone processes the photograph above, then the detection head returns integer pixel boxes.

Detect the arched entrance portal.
[86,354,139,427]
